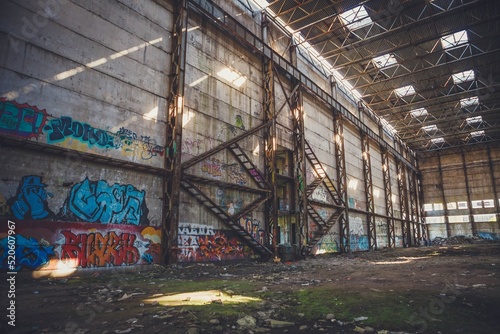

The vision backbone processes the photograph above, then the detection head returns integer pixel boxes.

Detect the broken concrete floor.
[2,243,499,334]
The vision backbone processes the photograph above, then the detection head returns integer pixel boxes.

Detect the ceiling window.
[452,70,475,84]
[410,108,428,118]
[466,116,482,124]
[460,96,479,107]
[394,85,416,97]
[441,30,468,49]
[431,137,445,144]
[339,5,372,30]
[470,130,485,137]
[373,54,397,68]
[422,124,438,132]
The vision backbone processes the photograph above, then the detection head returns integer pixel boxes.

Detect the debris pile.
[431,235,496,246]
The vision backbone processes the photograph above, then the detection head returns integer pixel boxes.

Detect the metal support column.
[262,12,278,255]
[361,132,376,250]
[291,86,307,253]
[164,0,188,265]
[396,160,410,247]
[408,167,419,245]
[334,112,350,252]
[486,145,500,231]
[461,150,477,236]
[382,149,396,247]
[437,153,452,238]
[417,172,429,244]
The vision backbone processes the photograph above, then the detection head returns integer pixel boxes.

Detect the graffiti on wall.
[239,216,265,244]
[0,98,48,139]
[8,175,55,220]
[0,99,165,161]
[178,223,253,262]
[61,178,149,225]
[350,216,369,251]
[1,176,150,226]
[200,158,248,185]
[0,221,160,271]
[0,234,55,271]
[44,116,116,149]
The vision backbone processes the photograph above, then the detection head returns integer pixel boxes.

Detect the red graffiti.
[60,230,139,268]
[197,232,246,260]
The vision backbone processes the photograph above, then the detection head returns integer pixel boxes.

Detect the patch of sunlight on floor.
[373,256,430,265]
[144,290,261,306]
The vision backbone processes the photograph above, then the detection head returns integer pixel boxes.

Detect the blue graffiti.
[9,175,54,220]
[350,235,369,251]
[43,116,116,149]
[0,234,55,270]
[62,178,149,225]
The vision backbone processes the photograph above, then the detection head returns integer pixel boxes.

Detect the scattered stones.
[237,315,257,329]
[326,313,335,320]
[268,319,295,328]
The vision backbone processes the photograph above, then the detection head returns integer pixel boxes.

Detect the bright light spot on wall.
[394,85,415,97]
[373,188,380,198]
[144,290,261,306]
[143,106,158,121]
[189,75,209,87]
[217,68,247,87]
[348,178,358,190]
[183,110,196,127]
[253,144,260,156]
[53,37,163,82]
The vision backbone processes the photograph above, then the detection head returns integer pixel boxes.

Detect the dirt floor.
[2,241,499,334]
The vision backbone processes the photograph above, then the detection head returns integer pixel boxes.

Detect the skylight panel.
[410,108,428,118]
[373,54,397,68]
[431,137,445,144]
[452,70,475,84]
[460,96,479,107]
[441,30,468,49]
[339,5,372,30]
[470,130,485,137]
[422,124,438,132]
[394,85,415,97]
[466,116,482,124]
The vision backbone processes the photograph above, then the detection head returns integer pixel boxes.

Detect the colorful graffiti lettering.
[235,115,245,130]
[311,186,330,203]
[62,178,149,225]
[197,232,246,261]
[239,216,264,242]
[0,98,48,139]
[249,168,263,182]
[44,116,117,149]
[227,164,247,185]
[60,230,139,268]
[201,158,223,178]
[9,175,54,220]
[178,223,251,262]
[141,136,164,160]
[0,234,55,270]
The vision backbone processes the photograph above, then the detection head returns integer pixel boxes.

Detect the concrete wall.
[0,0,170,272]
[420,145,500,240]
[0,0,423,271]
